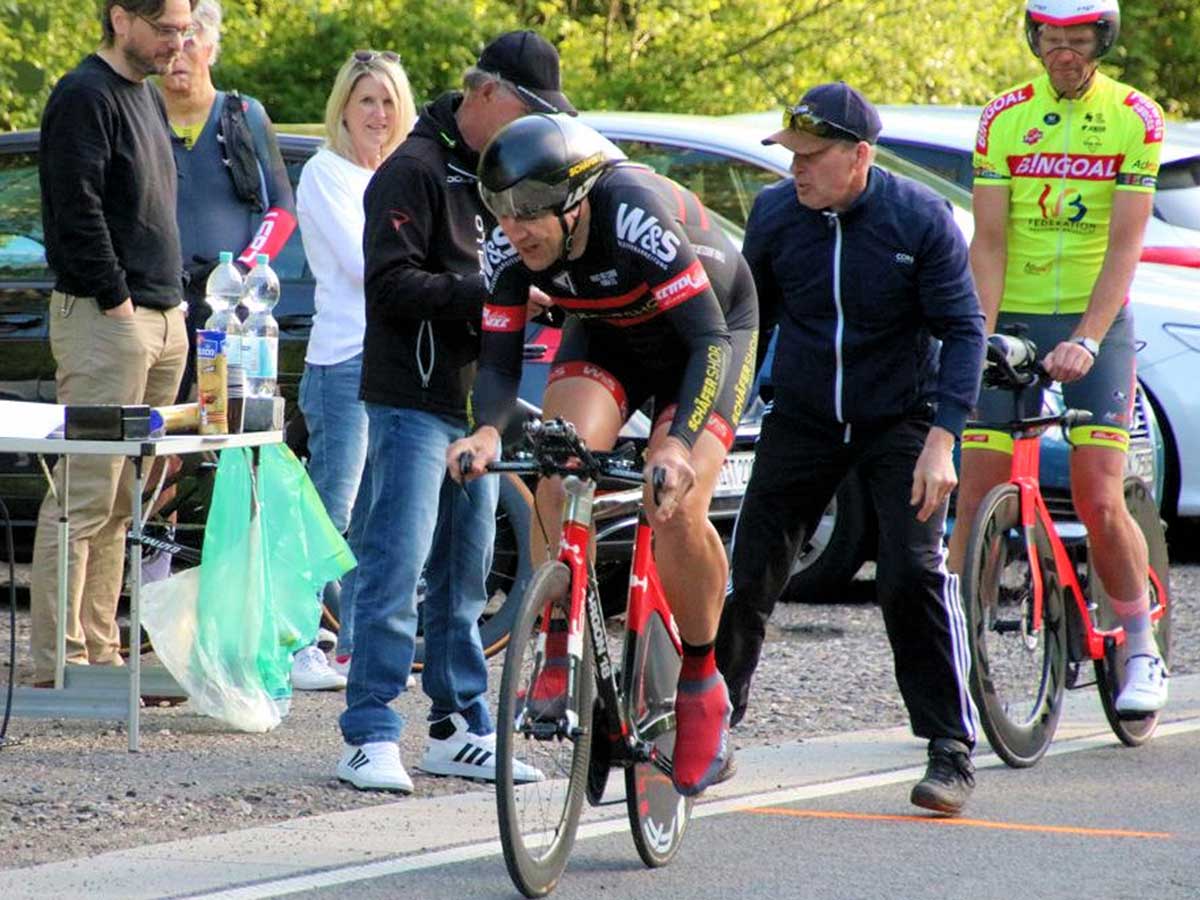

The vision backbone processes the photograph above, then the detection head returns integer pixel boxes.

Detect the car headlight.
[1163,324,1200,353]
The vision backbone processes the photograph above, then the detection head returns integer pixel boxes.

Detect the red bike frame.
[1009,432,1167,661]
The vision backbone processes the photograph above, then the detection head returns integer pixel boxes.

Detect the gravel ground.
[1,560,1197,871]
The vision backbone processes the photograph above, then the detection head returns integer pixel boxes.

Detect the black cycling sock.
[682,640,715,657]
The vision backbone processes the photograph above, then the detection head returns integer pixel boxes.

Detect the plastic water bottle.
[243,252,280,398]
[204,251,246,428]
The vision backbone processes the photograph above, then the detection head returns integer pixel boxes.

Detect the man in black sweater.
[30,0,196,687]
[335,31,574,792]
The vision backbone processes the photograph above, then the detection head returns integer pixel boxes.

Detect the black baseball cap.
[763,81,882,148]
[477,30,577,116]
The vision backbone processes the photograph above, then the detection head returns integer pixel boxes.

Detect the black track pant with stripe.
[716,404,977,747]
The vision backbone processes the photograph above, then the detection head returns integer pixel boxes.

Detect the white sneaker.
[418,712,543,783]
[336,742,413,793]
[329,654,416,689]
[290,645,347,691]
[1115,654,1169,714]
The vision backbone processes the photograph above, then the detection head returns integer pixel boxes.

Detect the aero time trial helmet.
[1024,0,1120,59]
[477,114,624,221]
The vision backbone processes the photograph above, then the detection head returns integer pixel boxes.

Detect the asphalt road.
[8,675,1197,900]
[269,727,1200,900]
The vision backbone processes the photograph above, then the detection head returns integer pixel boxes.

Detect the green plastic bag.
[256,443,356,698]
[142,445,354,731]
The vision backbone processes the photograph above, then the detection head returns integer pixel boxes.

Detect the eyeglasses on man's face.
[1036,26,1098,58]
[781,104,863,144]
[134,12,196,41]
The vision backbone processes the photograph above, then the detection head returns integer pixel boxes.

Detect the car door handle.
[0,312,44,332]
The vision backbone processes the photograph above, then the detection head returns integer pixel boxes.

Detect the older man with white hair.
[160,0,298,401]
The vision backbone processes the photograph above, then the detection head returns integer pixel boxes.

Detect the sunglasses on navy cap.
[781,104,865,143]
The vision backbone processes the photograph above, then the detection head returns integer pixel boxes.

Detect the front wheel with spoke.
[963,483,1068,767]
[1093,477,1172,747]
[623,609,691,867]
[496,561,594,898]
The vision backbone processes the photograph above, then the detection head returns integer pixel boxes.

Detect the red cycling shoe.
[672,653,735,796]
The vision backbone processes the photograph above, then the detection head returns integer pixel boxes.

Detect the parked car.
[0,112,1168,609]
[868,104,1200,521]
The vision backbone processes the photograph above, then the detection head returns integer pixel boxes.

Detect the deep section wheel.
[964,483,1067,767]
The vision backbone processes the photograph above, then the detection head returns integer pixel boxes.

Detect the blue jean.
[339,405,498,744]
[299,354,369,655]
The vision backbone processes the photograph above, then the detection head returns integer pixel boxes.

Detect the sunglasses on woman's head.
[353,49,401,64]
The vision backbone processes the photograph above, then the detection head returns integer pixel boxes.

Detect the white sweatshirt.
[296,147,374,366]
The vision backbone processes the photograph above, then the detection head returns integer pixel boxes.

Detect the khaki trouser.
[30,292,188,683]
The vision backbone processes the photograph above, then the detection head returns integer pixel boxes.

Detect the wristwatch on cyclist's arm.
[1072,336,1100,359]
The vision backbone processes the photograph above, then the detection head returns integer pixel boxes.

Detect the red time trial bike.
[472,418,692,897]
[962,334,1171,768]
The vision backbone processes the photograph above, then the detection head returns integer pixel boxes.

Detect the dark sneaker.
[671,669,733,797]
[911,738,975,815]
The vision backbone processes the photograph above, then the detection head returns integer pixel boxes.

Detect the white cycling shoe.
[1115,654,1169,715]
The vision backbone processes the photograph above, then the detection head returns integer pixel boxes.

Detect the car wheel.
[778,471,872,603]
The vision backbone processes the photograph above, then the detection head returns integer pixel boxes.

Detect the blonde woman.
[294,51,416,689]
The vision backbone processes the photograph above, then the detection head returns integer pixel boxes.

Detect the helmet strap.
[557,207,583,265]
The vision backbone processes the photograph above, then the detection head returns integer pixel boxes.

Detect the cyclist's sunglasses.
[781,105,863,143]
[353,49,402,64]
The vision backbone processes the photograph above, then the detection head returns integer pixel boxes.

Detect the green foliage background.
[1,0,1194,132]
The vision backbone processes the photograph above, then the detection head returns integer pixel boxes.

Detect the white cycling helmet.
[1024,0,1120,59]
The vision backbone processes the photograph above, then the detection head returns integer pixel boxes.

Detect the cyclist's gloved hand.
[1041,339,1095,384]
[644,437,694,524]
[446,426,501,483]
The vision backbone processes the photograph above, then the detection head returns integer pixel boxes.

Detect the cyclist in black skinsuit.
[448,114,758,796]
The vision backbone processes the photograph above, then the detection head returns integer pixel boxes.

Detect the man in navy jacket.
[715,82,985,815]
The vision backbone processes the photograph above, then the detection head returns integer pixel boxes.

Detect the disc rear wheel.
[964,483,1068,767]
[623,610,691,867]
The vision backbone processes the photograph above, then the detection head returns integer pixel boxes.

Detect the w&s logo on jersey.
[479,225,520,290]
[615,203,680,265]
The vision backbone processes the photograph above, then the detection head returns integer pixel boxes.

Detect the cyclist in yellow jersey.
[949,0,1168,714]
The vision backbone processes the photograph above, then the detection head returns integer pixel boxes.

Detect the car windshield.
[1157,155,1200,232]
[0,149,48,280]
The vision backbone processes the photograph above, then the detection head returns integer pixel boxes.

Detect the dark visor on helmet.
[478,179,570,220]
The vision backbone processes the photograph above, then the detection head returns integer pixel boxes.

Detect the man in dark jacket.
[335,31,574,792]
[714,83,985,815]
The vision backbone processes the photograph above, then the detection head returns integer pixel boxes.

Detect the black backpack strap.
[219,90,266,213]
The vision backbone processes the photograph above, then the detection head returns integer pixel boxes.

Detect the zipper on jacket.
[417,320,435,389]
[824,211,848,435]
